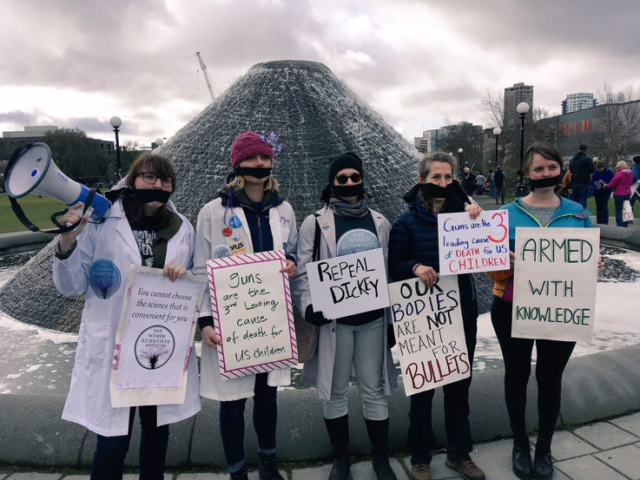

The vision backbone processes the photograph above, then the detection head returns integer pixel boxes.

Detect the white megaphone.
[5,142,111,232]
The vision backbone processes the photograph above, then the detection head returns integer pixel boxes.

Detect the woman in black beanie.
[292,153,398,480]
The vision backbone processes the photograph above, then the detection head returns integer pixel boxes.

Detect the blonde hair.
[226,175,279,192]
[616,160,628,170]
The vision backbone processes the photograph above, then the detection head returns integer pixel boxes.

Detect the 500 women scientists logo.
[134,326,176,370]
[89,259,122,299]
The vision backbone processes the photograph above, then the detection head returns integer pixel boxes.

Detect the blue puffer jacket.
[388,184,478,323]
[502,197,593,252]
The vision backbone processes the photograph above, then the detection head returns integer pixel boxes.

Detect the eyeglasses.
[139,172,172,187]
[335,173,362,185]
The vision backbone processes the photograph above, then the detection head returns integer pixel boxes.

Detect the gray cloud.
[1,0,639,142]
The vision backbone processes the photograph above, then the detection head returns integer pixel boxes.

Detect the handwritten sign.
[207,250,297,380]
[306,248,390,319]
[512,228,600,342]
[388,276,469,396]
[110,266,206,408]
[438,210,510,275]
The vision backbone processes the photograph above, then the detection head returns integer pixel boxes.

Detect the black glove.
[305,305,332,326]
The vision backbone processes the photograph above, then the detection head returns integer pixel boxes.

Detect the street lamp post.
[110,116,122,180]
[493,127,501,165]
[458,147,463,166]
[153,138,164,150]
[516,102,530,196]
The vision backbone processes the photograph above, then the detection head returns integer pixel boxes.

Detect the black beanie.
[328,152,364,184]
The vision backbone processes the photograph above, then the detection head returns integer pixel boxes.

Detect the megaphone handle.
[51,209,83,232]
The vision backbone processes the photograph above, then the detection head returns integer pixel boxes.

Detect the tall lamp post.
[458,147,463,166]
[153,138,164,150]
[516,102,530,196]
[110,116,122,180]
[493,127,501,165]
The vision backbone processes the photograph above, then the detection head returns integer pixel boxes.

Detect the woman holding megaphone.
[53,152,200,480]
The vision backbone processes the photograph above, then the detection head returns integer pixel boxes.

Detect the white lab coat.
[193,195,298,401]
[52,199,201,437]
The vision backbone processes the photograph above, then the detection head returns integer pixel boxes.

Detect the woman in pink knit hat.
[193,132,298,480]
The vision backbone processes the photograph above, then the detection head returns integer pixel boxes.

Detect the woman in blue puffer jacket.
[388,151,485,480]
[487,142,604,480]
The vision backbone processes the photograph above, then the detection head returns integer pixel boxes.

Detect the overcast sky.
[1,0,639,147]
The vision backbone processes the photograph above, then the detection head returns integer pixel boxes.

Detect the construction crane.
[195,51,215,102]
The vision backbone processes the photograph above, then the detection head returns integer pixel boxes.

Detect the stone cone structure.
[0,60,421,331]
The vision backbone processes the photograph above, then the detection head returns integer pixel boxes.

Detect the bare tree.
[592,84,640,162]
[478,86,520,167]
[438,119,484,174]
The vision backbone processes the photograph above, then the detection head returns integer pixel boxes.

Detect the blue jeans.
[494,187,505,204]
[595,194,610,224]
[489,184,494,198]
[572,183,590,208]
[614,194,631,227]
[324,317,387,421]
[91,406,168,480]
[220,372,278,473]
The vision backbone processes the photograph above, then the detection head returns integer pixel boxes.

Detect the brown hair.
[523,142,564,193]
[123,152,177,229]
[523,142,563,176]
[596,160,606,169]
[418,151,457,180]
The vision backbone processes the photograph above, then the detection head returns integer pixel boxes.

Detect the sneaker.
[410,463,431,480]
[445,458,486,480]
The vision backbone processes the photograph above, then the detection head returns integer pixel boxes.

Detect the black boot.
[230,466,249,480]
[534,438,553,480]
[365,418,397,480]
[258,452,284,480]
[325,415,351,480]
[512,437,533,480]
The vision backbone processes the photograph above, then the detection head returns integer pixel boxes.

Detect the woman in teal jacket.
[487,142,603,480]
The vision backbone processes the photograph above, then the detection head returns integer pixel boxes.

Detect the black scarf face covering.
[233,167,272,179]
[528,175,562,190]
[419,182,454,199]
[110,188,172,204]
[330,183,364,198]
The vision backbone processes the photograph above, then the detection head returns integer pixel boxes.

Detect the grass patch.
[0,193,68,234]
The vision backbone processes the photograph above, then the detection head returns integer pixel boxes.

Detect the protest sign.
[110,266,206,408]
[388,276,469,396]
[438,210,510,275]
[207,250,297,380]
[306,248,390,319]
[512,228,600,342]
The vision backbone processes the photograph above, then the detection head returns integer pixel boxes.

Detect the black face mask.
[233,167,272,179]
[330,183,364,199]
[529,175,562,190]
[419,182,454,199]
[110,188,172,204]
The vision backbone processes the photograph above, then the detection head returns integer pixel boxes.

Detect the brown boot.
[410,463,431,480]
[445,457,485,480]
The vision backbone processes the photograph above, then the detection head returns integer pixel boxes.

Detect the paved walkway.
[2,411,640,480]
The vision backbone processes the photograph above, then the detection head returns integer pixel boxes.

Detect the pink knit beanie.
[230,132,274,167]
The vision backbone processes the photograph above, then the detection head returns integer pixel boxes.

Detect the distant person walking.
[630,156,640,209]
[462,167,476,198]
[569,144,595,208]
[604,160,634,227]
[475,171,485,196]
[488,169,495,198]
[493,165,506,205]
[592,160,614,225]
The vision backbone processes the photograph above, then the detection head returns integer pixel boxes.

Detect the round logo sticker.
[135,326,175,370]
[213,245,232,259]
[336,229,380,256]
[89,259,121,299]
[321,222,330,231]
[229,215,243,228]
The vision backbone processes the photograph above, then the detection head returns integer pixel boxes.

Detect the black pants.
[595,194,609,224]
[219,372,278,471]
[490,296,575,441]
[408,319,477,465]
[91,406,169,480]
